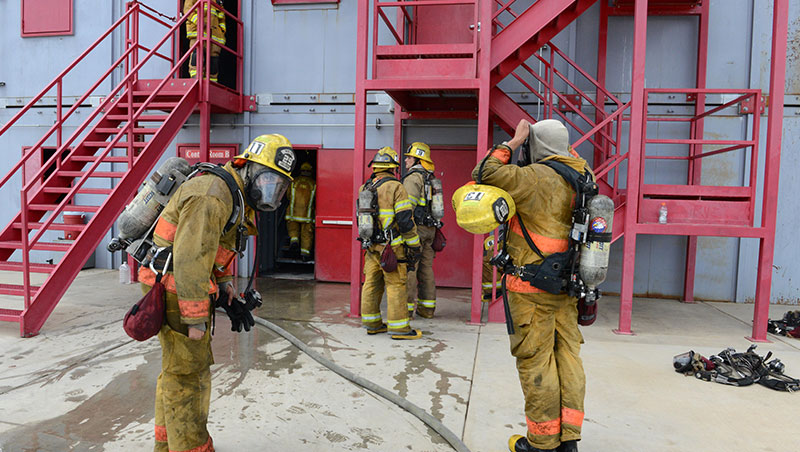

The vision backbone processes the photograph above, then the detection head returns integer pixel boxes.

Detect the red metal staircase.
[354,0,790,341]
[0,1,244,336]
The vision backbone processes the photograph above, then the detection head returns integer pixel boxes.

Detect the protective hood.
[528,119,571,163]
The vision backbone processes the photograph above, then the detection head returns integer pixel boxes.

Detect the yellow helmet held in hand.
[370,146,400,170]
[452,183,516,234]
[235,134,296,180]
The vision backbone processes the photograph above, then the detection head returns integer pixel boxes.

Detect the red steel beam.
[616,0,648,336]
[750,0,788,342]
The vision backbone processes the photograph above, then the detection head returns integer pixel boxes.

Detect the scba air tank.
[429,178,445,221]
[111,157,193,249]
[579,194,614,298]
[357,189,377,242]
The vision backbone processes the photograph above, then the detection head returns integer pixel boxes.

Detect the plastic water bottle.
[119,261,131,284]
[658,203,668,224]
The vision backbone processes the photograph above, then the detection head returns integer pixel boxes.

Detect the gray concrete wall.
[0,0,798,302]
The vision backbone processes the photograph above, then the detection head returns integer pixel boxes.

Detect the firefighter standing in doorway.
[359,147,423,339]
[402,142,442,318]
[285,162,316,261]
[473,119,589,452]
[139,134,296,452]
[184,0,226,82]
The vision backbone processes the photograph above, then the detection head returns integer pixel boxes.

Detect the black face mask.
[516,137,533,167]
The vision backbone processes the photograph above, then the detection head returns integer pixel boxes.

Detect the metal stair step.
[13,222,85,232]
[28,204,99,213]
[106,114,168,122]
[56,170,127,178]
[42,187,113,195]
[0,241,71,252]
[94,127,160,135]
[0,284,41,297]
[0,308,22,322]
[83,141,147,149]
[70,155,134,163]
[116,102,179,109]
[0,262,56,273]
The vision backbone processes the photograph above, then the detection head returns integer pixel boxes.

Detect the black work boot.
[508,435,556,452]
[556,440,578,452]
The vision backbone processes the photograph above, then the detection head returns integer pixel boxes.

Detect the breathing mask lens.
[248,169,289,212]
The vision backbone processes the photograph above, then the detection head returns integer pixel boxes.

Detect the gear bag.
[432,227,447,252]
[123,253,170,341]
[357,175,398,248]
[380,244,398,272]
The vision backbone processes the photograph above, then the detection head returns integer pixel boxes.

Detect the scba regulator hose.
[251,315,472,452]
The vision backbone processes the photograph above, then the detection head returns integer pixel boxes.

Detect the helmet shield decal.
[274,147,296,174]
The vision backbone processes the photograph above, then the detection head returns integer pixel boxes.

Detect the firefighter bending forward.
[285,162,316,261]
[184,0,226,82]
[473,119,588,452]
[402,142,440,318]
[139,134,296,452]
[360,147,423,339]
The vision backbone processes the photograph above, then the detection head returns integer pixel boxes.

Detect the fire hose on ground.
[248,313,472,452]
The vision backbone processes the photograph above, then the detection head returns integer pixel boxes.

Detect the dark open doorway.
[257,147,317,278]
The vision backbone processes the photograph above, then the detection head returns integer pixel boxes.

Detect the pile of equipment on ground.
[767,310,800,338]
[673,345,799,392]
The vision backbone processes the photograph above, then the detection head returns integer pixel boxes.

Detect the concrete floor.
[1,269,799,452]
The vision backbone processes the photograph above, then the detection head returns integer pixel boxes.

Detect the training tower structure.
[351,0,790,342]
[0,0,252,337]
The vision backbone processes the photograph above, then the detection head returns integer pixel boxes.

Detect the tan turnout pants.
[508,291,585,450]
[406,225,436,316]
[361,247,411,333]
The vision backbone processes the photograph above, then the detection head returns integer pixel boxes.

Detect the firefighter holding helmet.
[358,146,423,339]
[184,0,227,82]
[285,162,316,261]
[402,142,442,318]
[139,134,295,452]
[473,120,590,452]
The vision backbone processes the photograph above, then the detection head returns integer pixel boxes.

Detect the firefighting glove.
[219,298,254,333]
[406,246,422,265]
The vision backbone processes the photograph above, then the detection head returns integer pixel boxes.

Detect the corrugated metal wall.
[1,0,798,302]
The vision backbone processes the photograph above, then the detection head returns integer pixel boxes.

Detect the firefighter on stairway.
[473,119,589,452]
[139,134,296,452]
[357,146,423,339]
[285,162,316,261]
[402,142,443,318]
[184,0,226,82]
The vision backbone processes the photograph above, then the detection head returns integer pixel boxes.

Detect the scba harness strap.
[403,169,440,227]
[362,174,400,245]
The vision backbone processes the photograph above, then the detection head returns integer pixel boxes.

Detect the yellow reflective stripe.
[408,195,421,206]
[286,216,313,222]
[407,303,415,310]
[186,31,198,38]
[482,282,493,289]
[300,248,311,255]
[189,68,197,76]
[390,235,404,246]
[387,318,409,329]
[307,187,316,218]
[394,200,412,211]
[362,313,381,322]
[289,184,296,212]
[404,235,420,246]
[212,35,226,45]
[188,13,198,24]
[289,237,299,243]
[418,299,436,308]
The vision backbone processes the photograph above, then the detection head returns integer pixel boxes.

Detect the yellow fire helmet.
[235,134,296,180]
[405,142,434,171]
[370,146,400,170]
[452,183,516,234]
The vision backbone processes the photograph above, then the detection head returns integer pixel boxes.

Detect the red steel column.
[472,0,494,325]
[594,1,609,169]
[350,0,370,318]
[749,0,788,342]
[683,1,710,303]
[615,0,649,335]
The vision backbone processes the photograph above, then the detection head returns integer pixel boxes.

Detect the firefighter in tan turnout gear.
[358,147,423,339]
[403,142,443,318]
[139,134,295,452]
[184,0,226,82]
[285,162,316,261]
[473,120,589,452]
